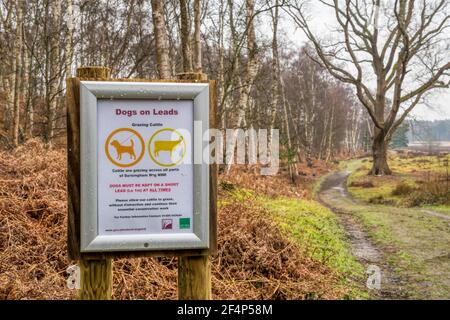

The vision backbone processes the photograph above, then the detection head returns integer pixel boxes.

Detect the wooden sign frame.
[67,76,217,260]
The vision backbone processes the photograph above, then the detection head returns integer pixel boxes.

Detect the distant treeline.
[408,120,450,142]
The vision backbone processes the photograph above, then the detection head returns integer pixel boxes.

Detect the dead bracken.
[0,139,344,300]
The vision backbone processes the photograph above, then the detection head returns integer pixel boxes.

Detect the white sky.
[270,1,450,121]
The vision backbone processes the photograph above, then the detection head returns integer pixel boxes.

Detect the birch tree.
[237,0,259,128]
[151,0,172,79]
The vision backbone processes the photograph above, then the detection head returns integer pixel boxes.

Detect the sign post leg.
[177,72,213,300]
[178,255,211,299]
[79,258,113,300]
[67,66,113,300]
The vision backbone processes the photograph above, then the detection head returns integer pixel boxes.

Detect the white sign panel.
[79,81,209,252]
[97,99,194,235]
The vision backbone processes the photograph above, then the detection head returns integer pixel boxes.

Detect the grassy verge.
[265,200,368,298]
[261,198,364,277]
[221,187,368,299]
[311,173,329,198]
[222,189,368,299]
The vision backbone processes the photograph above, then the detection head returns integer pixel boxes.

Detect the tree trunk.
[193,0,202,73]
[151,0,171,79]
[325,101,335,162]
[269,0,279,132]
[65,0,74,78]
[45,0,61,144]
[21,23,30,140]
[234,0,258,129]
[280,78,297,183]
[179,0,193,72]
[24,45,34,139]
[3,74,14,134]
[12,0,23,146]
[217,0,225,128]
[370,130,392,175]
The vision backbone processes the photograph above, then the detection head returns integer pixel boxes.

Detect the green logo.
[179,218,191,229]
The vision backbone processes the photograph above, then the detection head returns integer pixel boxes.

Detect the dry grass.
[0,139,344,300]
[0,139,70,299]
[402,174,450,207]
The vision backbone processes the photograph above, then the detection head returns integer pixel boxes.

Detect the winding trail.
[318,172,380,263]
[317,169,450,299]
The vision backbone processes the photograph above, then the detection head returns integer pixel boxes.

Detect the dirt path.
[318,171,409,299]
[318,169,450,299]
[418,209,450,222]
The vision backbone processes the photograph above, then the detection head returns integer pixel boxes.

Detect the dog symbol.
[154,137,184,158]
[110,139,136,160]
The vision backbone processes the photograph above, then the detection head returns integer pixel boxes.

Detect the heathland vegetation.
[0,0,449,300]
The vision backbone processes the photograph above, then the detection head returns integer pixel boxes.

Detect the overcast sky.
[272,2,450,121]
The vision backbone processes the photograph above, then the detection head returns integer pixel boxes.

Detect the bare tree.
[287,0,450,175]
[269,0,296,181]
[45,0,61,143]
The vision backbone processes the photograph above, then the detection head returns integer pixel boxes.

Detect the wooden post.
[178,255,211,299]
[67,66,113,300]
[79,258,113,300]
[177,72,214,300]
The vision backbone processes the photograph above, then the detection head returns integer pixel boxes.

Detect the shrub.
[391,182,415,196]
[402,178,450,207]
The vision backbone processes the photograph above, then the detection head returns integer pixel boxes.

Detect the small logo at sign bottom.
[179,218,191,229]
[162,219,173,230]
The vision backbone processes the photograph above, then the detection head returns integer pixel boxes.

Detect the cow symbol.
[149,128,186,167]
[154,136,184,158]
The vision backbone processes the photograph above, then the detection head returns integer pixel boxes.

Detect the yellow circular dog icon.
[105,128,145,168]
[148,128,186,167]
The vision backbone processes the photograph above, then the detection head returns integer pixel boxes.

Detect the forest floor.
[318,157,450,299]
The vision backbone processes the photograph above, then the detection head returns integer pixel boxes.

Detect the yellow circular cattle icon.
[148,128,186,167]
[105,128,145,167]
